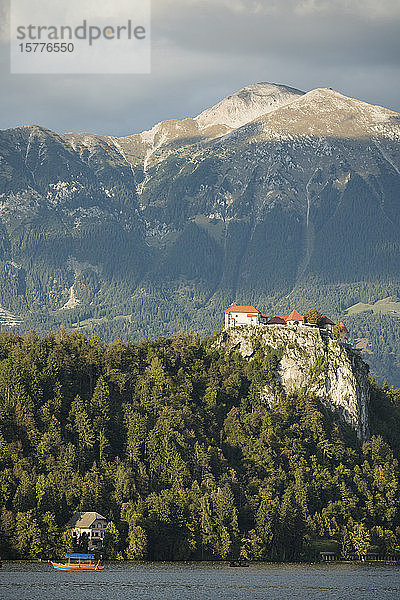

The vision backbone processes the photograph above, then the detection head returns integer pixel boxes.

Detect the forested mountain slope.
[0,83,399,383]
[1,329,400,561]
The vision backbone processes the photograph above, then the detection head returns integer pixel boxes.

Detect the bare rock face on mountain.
[0,82,399,385]
[107,82,305,170]
[194,82,304,130]
[220,324,370,441]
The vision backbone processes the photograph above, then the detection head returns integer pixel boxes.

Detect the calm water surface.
[1,561,400,600]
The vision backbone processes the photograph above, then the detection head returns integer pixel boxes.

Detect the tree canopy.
[0,329,399,561]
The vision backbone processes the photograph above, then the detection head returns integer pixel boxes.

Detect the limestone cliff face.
[220,325,370,441]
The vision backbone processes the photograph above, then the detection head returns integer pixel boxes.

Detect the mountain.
[194,82,304,129]
[0,83,399,384]
[1,327,399,561]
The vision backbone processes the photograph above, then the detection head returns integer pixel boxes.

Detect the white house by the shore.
[67,511,107,550]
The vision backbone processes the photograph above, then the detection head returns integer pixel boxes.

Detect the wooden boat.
[51,553,104,571]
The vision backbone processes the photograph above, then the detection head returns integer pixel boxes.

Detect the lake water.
[1,561,400,600]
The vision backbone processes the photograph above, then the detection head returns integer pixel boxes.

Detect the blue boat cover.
[65,553,95,559]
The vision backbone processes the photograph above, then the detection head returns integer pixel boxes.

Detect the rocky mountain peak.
[246,86,400,141]
[194,82,304,130]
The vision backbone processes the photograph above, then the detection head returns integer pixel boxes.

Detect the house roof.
[320,315,335,325]
[224,302,259,314]
[268,316,287,325]
[67,511,107,529]
[339,322,349,333]
[268,310,305,323]
[286,309,304,322]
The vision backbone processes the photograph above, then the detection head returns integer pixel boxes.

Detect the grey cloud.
[154,3,400,68]
[0,0,399,136]
[154,0,400,19]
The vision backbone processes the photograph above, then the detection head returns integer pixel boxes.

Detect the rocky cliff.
[220,324,370,441]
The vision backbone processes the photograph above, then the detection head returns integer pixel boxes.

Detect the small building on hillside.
[224,302,268,328]
[319,315,335,333]
[224,303,346,336]
[224,304,307,328]
[268,309,336,332]
[283,309,305,326]
[68,512,107,550]
[266,311,305,325]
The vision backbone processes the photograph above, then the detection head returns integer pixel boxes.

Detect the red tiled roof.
[339,322,349,333]
[224,302,260,314]
[268,309,304,323]
[286,309,304,322]
[267,309,338,327]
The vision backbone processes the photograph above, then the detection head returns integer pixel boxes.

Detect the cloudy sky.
[1,0,400,136]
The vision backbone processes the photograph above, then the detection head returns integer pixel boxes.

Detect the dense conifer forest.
[1,328,400,561]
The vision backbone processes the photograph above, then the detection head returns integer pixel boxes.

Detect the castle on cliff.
[224,303,349,340]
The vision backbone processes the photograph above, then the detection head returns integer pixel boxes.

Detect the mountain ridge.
[0,82,399,385]
[3,83,399,172]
